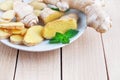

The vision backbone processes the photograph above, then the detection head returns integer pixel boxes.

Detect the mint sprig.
[49,29,79,44]
[51,7,70,12]
[65,29,79,38]
[51,8,60,11]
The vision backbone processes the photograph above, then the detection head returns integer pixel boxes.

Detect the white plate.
[0,0,87,52]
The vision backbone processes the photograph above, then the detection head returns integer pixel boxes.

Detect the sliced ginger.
[43,13,78,39]
[39,8,64,24]
[1,10,15,22]
[0,18,10,23]
[0,29,11,39]
[10,35,23,45]
[12,28,27,36]
[0,22,24,30]
[23,25,44,46]
[29,1,47,10]
[0,0,13,11]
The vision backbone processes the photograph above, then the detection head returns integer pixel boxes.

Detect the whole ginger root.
[39,0,112,33]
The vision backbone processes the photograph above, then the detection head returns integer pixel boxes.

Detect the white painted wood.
[15,50,61,80]
[102,0,120,80]
[62,28,107,80]
[0,43,17,80]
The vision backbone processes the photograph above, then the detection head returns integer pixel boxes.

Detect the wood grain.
[62,28,107,80]
[102,0,120,80]
[0,43,17,80]
[15,50,61,80]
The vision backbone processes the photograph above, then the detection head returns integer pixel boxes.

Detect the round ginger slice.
[10,35,23,45]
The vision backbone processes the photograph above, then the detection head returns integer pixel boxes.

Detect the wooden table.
[0,1,120,80]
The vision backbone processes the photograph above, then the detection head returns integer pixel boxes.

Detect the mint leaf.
[51,8,60,11]
[65,29,79,38]
[51,8,70,12]
[49,38,61,44]
[49,32,64,44]
[61,36,70,44]
[49,29,79,44]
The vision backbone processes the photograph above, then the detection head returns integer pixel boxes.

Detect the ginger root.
[14,1,38,27]
[40,0,112,33]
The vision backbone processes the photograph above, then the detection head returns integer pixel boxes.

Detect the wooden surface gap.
[13,50,19,80]
[60,48,63,80]
[101,34,110,80]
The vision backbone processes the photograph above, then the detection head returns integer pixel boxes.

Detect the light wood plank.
[0,43,17,80]
[15,50,61,80]
[102,0,120,80]
[62,28,107,80]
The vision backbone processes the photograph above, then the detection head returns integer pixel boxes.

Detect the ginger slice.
[39,8,64,24]
[23,25,44,46]
[10,35,23,45]
[43,13,78,39]
[0,22,24,30]
[0,0,13,11]
[12,28,27,36]
[1,10,15,21]
[29,1,47,10]
[0,29,11,39]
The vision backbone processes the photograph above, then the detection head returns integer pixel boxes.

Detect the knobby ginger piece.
[14,1,38,27]
[43,13,78,39]
[34,10,41,17]
[29,1,47,10]
[23,25,44,46]
[21,13,38,27]
[85,3,112,33]
[39,8,64,24]
[1,10,15,21]
[0,22,24,30]
[0,29,11,39]
[56,1,69,11]
[10,35,23,44]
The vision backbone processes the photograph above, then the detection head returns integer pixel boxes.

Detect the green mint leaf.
[49,29,79,44]
[51,8,60,11]
[65,29,79,38]
[49,39,60,44]
[61,36,70,44]
[51,8,70,12]
[49,32,64,44]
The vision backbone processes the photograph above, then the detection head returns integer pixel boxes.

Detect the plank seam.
[60,48,63,80]
[13,50,19,80]
[101,34,110,80]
